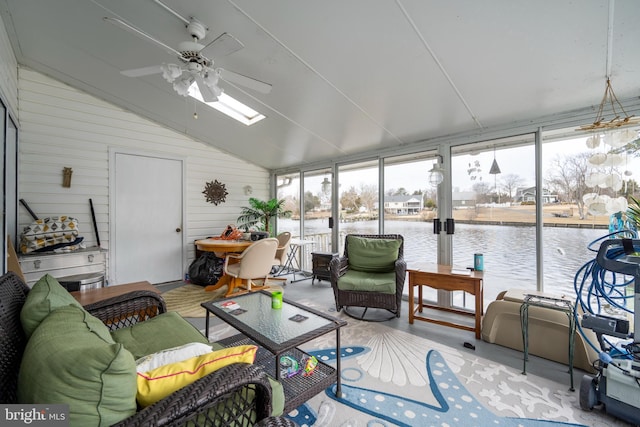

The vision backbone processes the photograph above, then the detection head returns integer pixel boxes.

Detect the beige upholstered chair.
[272,232,292,275]
[224,238,279,296]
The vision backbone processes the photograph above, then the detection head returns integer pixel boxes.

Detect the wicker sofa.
[0,271,296,427]
[329,234,406,321]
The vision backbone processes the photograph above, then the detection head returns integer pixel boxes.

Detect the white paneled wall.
[17,68,269,279]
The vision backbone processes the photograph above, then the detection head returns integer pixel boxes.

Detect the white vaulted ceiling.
[1,0,639,170]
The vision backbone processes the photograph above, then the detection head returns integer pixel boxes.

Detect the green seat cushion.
[337,270,397,294]
[111,311,209,359]
[20,273,84,338]
[347,236,401,273]
[18,305,137,427]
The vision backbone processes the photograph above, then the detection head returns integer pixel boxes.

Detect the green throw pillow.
[20,273,84,338]
[18,305,137,427]
[347,236,401,273]
[111,311,209,359]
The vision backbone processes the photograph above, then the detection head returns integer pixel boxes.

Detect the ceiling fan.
[104,9,271,102]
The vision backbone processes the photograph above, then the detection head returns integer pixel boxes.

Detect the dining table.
[194,238,253,294]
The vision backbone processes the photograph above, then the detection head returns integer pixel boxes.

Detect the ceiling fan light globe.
[173,76,194,96]
[203,70,220,86]
[161,63,182,83]
[185,62,203,73]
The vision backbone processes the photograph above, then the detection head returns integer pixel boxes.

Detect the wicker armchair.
[329,234,406,321]
[0,272,297,427]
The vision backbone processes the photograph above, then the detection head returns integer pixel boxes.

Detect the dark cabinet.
[311,252,338,284]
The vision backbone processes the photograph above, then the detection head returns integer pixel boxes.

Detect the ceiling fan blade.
[200,33,244,59]
[103,17,181,57]
[195,76,218,102]
[121,65,164,77]
[218,69,272,94]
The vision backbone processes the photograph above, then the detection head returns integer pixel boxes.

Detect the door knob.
[176,227,182,232]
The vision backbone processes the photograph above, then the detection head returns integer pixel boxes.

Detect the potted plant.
[237,197,292,236]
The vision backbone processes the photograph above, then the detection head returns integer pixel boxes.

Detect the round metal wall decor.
[203,179,228,205]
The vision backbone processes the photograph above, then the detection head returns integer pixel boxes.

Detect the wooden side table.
[70,281,163,328]
[70,281,159,306]
[407,264,483,339]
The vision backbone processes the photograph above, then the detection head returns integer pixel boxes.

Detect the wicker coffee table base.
[219,334,337,413]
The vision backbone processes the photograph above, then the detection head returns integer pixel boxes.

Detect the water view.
[279,218,613,309]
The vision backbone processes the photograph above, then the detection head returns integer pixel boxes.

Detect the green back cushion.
[111,311,209,359]
[18,305,137,427]
[347,236,401,273]
[20,274,84,338]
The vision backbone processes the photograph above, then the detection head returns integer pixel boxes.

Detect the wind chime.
[489,147,501,201]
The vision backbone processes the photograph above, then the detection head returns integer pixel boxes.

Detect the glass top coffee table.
[202,291,347,412]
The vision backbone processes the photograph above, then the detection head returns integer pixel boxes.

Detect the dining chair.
[223,238,279,296]
[272,232,292,276]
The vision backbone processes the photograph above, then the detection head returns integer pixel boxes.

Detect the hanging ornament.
[619,129,638,144]
[604,174,623,191]
[604,132,625,148]
[602,153,624,167]
[586,172,606,187]
[489,158,501,174]
[588,153,607,166]
[585,135,601,149]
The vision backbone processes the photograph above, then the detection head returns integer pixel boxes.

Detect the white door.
[112,152,184,284]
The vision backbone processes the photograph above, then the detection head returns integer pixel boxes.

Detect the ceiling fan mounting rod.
[152,0,189,25]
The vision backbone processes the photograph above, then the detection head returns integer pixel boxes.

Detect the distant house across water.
[515,187,558,203]
[384,194,423,215]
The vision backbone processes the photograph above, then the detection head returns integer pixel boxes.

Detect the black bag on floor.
[188,253,224,286]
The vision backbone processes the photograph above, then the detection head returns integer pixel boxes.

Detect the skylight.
[188,84,266,126]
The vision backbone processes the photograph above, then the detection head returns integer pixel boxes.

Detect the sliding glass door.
[383,153,439,298]
[451,134,537,308]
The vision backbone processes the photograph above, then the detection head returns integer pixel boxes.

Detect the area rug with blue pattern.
[205,300,631,427]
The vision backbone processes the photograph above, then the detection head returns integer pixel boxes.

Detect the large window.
[0,101,4,273]
[451,134,537,307]
[276,172,300,237]
[336,160,379,254]
[1,101,18,274]
[541,126,640,298]
[303,169,332,253]
[276,169,333,271]
[272,124,640,312]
